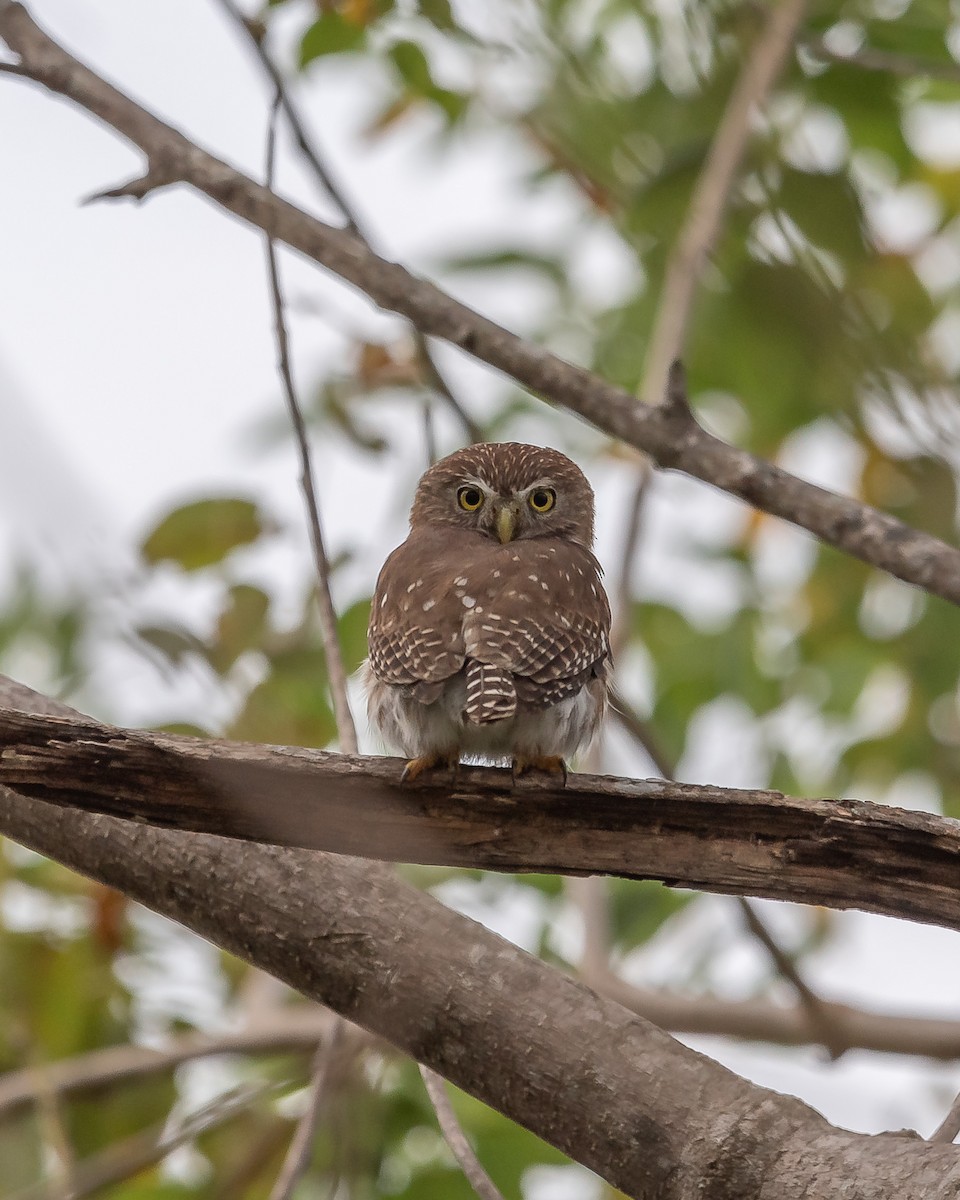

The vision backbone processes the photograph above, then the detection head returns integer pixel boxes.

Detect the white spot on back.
[422,599,436,611]
[454,576,468,586]
[462,596,476,608]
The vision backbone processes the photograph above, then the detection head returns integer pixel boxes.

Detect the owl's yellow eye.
[529,488,556,513]
[458,486,484,512]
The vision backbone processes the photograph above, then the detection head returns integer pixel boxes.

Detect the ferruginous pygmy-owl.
[365,443,611,781]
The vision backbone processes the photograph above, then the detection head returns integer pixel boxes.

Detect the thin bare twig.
[7,7,960,606]
[737,897,847,1060]
[931,1092,960,1144]
[420,1066,507,1200]
[30,1061,76,1196]
[0,1012,336,1121]
[610,689,850,1057]
[214,0,365,237]
[640,0,807,406]
[263,91,354,1199]
[615,0,808,811]
[609,693,675,779]
[264,92,358,755]
[802,35,960,84]
[251,50,497,1196]
[269,1021,345,1200]
[609,458,653,662]
[215,0,482,444]
[12,1082,281,1200]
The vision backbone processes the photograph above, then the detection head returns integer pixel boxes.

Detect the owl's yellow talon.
[512,756,568,785]
[401,752,459,783]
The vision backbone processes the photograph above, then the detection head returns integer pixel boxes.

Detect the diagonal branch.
[802,35,960,84]
[641,0,807,406]
[3,695,960,934]
[0,1012,336,1121]
[419,1067,507,1200]
[611,692,848,1057]
[15,1082,282,1200]
[2,3,960,606]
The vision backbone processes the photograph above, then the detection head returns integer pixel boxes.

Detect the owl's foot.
[401,752,460,784]
[512,755,568,785]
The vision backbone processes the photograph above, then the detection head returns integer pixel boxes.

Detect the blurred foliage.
[4,0,960,1194]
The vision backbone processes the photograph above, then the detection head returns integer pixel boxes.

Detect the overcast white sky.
[3,0,960,1147]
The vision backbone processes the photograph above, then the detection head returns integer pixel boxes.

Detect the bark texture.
[3,703,960,933]
[1,680,960,1196]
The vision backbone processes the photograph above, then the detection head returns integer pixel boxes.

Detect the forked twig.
[215,0,482,444]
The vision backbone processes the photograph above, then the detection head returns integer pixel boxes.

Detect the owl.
[365,443,611,781]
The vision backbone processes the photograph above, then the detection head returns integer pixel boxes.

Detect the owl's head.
[410,443,597,547]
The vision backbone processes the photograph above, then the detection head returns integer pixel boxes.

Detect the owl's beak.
[496,502,519,544]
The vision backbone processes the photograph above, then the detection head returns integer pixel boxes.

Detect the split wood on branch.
[3,703,960,935]
[1,684,959,1197]
[2,3,960,607]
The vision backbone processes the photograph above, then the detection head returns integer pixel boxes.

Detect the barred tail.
[464,660,516,725]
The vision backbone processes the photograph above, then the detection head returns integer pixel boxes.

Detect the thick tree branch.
[2,697,960,936]
[0,685,959,1197]
[2,4,960,607]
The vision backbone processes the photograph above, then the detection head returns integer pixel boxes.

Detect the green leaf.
[609,878,692,950]
[419,0,456,30]
[141,498,268,572]
[390,40,433,92]
[209,584,271,673]
[778,169,865,260]
[388,40,468,125]
[439,247,569,288]
[228,648,336,748]
[337,596,372,675]
[299,13,366,66]
[136,623,207,666]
